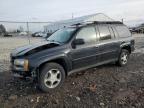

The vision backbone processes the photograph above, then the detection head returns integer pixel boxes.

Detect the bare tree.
[0,24,6,35]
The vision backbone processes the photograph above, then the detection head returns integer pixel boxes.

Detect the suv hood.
[11,41,60,57]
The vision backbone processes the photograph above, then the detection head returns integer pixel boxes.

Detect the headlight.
[14,59,25,66]
[14,59,29,71]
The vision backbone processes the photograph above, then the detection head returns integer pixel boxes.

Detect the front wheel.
[116,49,130,66]
[39,63,66,92]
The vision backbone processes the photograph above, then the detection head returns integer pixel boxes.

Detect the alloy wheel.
[121,52,128,65]
[44,69,61,88]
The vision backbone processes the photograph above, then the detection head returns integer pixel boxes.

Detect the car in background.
[31,32,39,37]
[19,32,27,36]
[46,33,52,38]
[3,32,13,37]
[32,32,47,37]
[41,32,48,38]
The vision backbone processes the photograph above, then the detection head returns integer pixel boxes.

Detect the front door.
[70,26,99,69]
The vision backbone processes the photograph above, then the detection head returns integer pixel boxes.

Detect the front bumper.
[10,64,38,80]
[10,55,37,79]
[10,64,30,76]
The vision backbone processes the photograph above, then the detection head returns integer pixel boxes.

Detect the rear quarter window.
[115,25,131,38]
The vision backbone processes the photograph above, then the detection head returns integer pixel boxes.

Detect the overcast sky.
[0,0,144,26]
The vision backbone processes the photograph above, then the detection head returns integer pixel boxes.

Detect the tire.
[38,62,65,92]
[116,49,130,66]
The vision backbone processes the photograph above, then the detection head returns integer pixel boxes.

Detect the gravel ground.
[0,34,144,108]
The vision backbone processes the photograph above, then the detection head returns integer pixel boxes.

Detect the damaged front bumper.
[10,65,29,77]
[10,63,36,77]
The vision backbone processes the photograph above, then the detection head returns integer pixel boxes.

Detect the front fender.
[29,53,72,72]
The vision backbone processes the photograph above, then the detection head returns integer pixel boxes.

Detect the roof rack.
[70,21,123,27]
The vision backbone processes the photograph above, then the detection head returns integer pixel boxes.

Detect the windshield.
[47,28,76,43]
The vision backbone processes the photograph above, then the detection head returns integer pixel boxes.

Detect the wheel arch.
[121,45,131,54]
[38,57,71,76]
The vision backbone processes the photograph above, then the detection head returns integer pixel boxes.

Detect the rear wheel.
[116,49,130,66]
[39,63,65,92]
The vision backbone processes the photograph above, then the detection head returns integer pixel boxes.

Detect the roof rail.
[70,21,123,27]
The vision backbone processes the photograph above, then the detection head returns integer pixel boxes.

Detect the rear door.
[96,24,119,62]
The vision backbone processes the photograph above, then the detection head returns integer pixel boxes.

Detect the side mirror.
[74,38,85,45]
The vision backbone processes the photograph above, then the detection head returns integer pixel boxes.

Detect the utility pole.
[26,22,30,44]
[121,18,124,23]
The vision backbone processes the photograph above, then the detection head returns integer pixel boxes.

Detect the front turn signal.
[24,60,29,71]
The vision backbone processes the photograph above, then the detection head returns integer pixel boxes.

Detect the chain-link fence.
[0,21,52,72]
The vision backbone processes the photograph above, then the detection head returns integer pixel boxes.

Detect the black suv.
[10,21,135,92]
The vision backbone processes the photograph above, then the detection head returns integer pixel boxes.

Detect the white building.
[44,13,114,33]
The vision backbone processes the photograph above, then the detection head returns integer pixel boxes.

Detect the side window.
[109,27,115,38]
[76,26,96,47]
[98,25,112,41]
[111,26,119,38]
[115,25,131,38]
